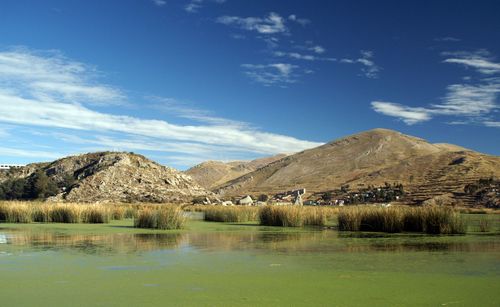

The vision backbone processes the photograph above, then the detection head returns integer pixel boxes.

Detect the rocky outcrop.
[7,152,209,203]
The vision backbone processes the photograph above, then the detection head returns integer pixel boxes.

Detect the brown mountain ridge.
[214,128,500,206]
[185,154,287,189]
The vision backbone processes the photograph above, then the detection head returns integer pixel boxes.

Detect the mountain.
[185,154,287,189]
[215,128,500,205]
[1,152,208,203]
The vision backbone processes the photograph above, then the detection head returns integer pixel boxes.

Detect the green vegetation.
[204,206,258,222]
[338,206,466,234]
[0,170,60,200]
[134,206,185,229]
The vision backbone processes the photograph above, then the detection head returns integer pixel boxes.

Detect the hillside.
[185,154,287,189]
[1,152,208,203]
[215,129,500,206]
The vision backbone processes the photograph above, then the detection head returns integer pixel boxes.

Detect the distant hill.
[0,152,209,203]
[214,128,500,206]
[185,154,287,189]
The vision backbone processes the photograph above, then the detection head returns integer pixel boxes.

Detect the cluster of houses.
[464,178,499,208]
[194,183,406,207]
[0,164,25,170]
[313,183,405,206]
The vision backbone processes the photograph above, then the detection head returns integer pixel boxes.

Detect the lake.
[1,218,499,306]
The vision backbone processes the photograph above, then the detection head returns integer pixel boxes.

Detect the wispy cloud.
[443,50,500,74]
[274,51,335,62]
[0,147,63,159]
[341,50,380,78]
[432,82,500,115]
[0,47,124,105]
[371,101,432,125]
[152,0,166,7]
[217,12,287,34]
[0,48,322,166]
[310,45,325,54]
[372,50,500,127]
[288,14,310,26]
[185,0,225,13]
[241,63,298,87]
[149,96,249,128]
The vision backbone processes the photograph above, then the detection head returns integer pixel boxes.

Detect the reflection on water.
[1,227,499,256]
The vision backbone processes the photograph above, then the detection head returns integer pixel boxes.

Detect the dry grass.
[338,206,466,234]
[134,206,185,229]
[81,205,111,223]
[259,205,333,227]
[478,217,491,232]
[204,206,259,223]
[0,201,134,224]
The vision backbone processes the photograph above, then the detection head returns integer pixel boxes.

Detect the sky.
[0,0,499,169]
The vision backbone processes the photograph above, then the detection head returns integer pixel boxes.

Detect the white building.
[0,164,25,170]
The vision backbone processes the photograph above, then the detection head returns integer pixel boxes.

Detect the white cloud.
[217,12,287,34]
[288,14,310,26]
[341,50,380,78]
[0,92,320,155]
[432,82,500,115]
[274,51,335,62]
[443,50,500,74]
[241,63,298,87]
[152,0,166,7]
[0,48,322,166]
[185,0,226,13]
[484,121,500,128]
[0,147,63,159]
[310,45,325,54]
[372,50,500,127]
[0,48,124,105]
[371,101,432,125]
[149,96,249,128]
[185,1,202,13]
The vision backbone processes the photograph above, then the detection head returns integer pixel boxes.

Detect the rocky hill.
[185,154,286,189]
[1,152,208,203]
[215,129,500,206]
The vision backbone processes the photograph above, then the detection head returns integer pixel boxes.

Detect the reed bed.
[0,201,118,224]
[259,205,331,227]
[338,206,466,234]
[478,217,491,232]
[134,206,185,230]
[204,206,259,223]
[81,205,111,223]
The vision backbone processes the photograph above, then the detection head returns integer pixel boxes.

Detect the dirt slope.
[215,129,500,205]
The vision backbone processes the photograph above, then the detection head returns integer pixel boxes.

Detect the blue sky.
[0,0,499,169]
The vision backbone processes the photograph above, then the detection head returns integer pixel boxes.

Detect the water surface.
[1,220,499,306]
